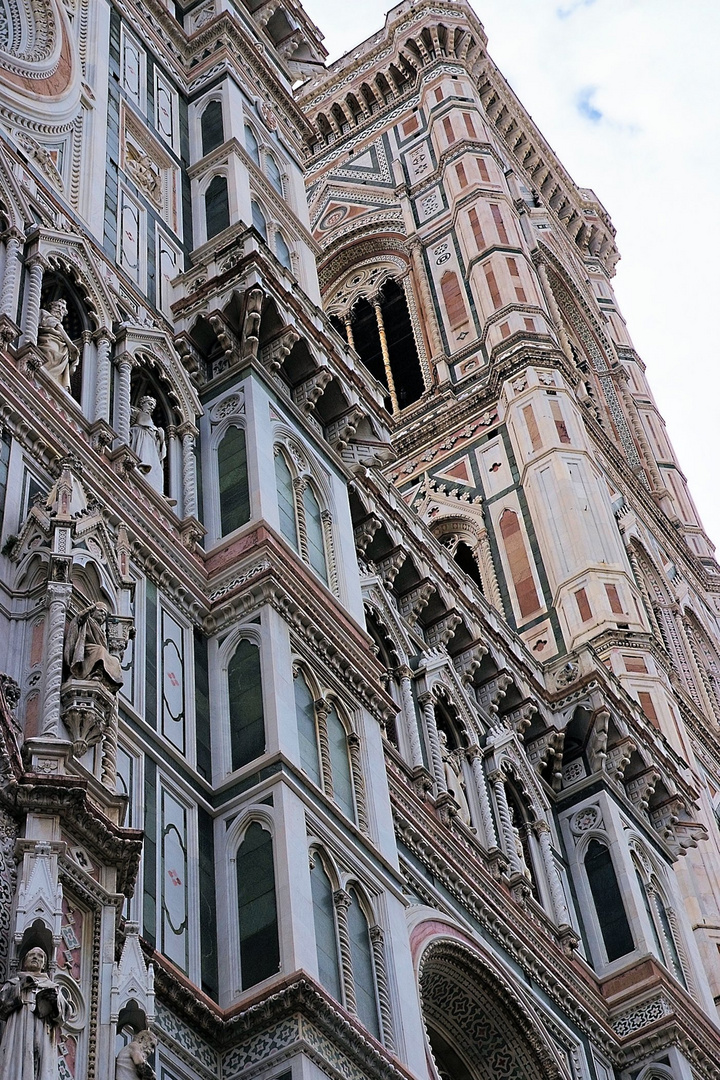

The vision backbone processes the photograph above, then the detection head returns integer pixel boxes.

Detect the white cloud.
[303,1,720,551]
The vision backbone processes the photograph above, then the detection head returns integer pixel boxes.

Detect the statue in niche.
[64,602,123,691]
[115,1029,157,1080]
[0,947,69,1080]
[36,300,80,392]
[129,397,166,494]
[438,730,472,827]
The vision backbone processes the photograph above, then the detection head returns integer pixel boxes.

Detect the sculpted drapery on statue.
[115,1029,157,1080]
[129,396,166,493]
[0,947,69,1080]
[36,300,80,391]
[64,602,123,691]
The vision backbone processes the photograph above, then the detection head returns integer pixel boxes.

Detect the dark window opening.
[237,823,279,988]
[205,175,230,238]
[453,541,483,593]
[585,839,634,962]
[201,100,224,156]
[347,278,424,411]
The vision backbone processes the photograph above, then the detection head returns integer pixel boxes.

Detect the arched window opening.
[452,539,484,593]
[205,175,230,238]
[310,855,342,1000]
[275,231,291,270]
[347,890,380,1039]
[201,100,224,156]
[244,124,261,167]
[218,426,250,536]
[343,278,424,413]
[294,669,321,786]
[274,450,298,549]
[584,839,634,962]
[236,823,279,988]
[251,200,267,242]
[228,639,265,770]
[303,483,328,584]
[266,154,283,194]
[634,863,686,986]
[329,314,347,342]
[327,706,355,821]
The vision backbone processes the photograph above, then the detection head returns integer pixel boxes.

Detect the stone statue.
[129,397,166,493]
[36,300,80,392]
[115,1029,157,1080]
[64,602,123,691]
[0,946,69,1080]
[438,731,472,827]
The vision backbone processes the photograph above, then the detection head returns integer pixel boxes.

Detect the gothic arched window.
[205,175,230,238]
[327,705,355,821]
[275,230,291,270]
[302,483,328,584]
[236,822,279,988]
[310,854,342,999]
[228,638,265,770]
[294,668,321,785]
[584,839,634,962]
[217,425,250,536]
[244,124,261,167]
[274,449,298,549]
[251,200,267,242]
[201,100,224,156]
[347,888,381,1039]
[266,154,283,194]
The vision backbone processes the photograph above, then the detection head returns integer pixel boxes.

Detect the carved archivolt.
[325,256,407,318]
[0,0,82,122]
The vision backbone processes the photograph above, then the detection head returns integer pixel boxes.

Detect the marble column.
[533,819,571,926]
[93,328,114,424]
[42,581,72,737]
[0,229,22,320]
[488,769,522,875]
[114,355,134,444]
[397,666,424,769]
[418,691,446,793]
[466,744,499,849]
[21,253,47,347]
[179,423,198,519]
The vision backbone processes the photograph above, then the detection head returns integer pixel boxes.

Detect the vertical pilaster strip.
[21,254,46,347]
[489,770,522,875]
[347,732,368,832]
[369,925,395,1051]
[115,356,134,444]
[333,889,356,1013]
[418,691,446,793]
[533,819,570,927]
[42,581,72,737]
[398,667,424,768]
[315,699,334,798]
[0,230,22,320]
[93,329,114,424]
[179,424,198,518]
[466,745,499,849]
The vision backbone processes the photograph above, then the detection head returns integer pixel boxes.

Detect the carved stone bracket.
[452,641,489,686]
[604,737,636,782]
[375,547,407,587]
[398,581,435,626]
[425,610,462,650]
[353,514,382,556]
[525,729,565,791]
[293,368,333,413]
[625,767,661,812]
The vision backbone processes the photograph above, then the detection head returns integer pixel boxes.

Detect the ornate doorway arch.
[419,939,570,1080]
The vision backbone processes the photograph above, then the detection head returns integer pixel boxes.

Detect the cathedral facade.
[1,2,720,1080]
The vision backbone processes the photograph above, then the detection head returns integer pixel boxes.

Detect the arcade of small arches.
[326,260,429,415]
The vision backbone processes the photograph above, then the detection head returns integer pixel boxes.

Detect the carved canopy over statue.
[129,396,166,494]
[64,602,123,691]
[36,300,80,392]
[115,1029,157,1080]
[0,947,69,1080]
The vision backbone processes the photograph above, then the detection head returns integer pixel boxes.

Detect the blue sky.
[304,0,720,551]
